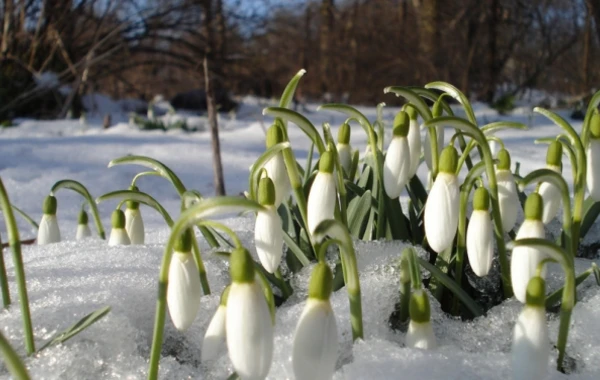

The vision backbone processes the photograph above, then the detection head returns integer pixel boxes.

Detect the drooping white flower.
[383,111,411,198]
[511,193,547,303]
[125,190,145,245]
[467,187,494,277]
[293,262,338,380]
[307,151,337,236]
[37,195,61,245]
[202,286,229,362]
[512,276,550,380]
[539,141,563,224]
[495,149,519,232]
[336,122,352,176]
[406,289,437,350]
[75,209,92,240]
[255,177,283,273]
[263,123,291,207]
[108,209,131,246]
[167,229,201,331]
[424,146,459,253]
[226,248,274,380]
[586,113,600,201]
[406,107,422,179]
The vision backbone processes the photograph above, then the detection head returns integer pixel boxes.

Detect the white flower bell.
[406,106,422,179]
[495,149,520,232]
[37,195,61,245]
[511,193,546,303]
[538,141,563,224]
[167,229,201,331]
[202,286,229,362]
[263,124,291,207]
[512,276,550,380]
[406,289,437,349]
[255,177,284,273]
[307,151,337,236]
[586,113,600,201]
[108,209,131,246]
[125,187,145,245]
[383,111,411,198]
[75,209,92,240]
[226,248,274,379]
[336,122,352,176]
[292,262,338,380]
[424,145,460,253]
[466,187,494,277]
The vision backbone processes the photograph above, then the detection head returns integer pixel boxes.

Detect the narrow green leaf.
[581,197,600,240]
[262,107,326,153]
[108,155,186,195]
[39,306,111,351]
[279,69,306,109]
[0,331,31,380]
[481,121,528,134]
[347,190,372,238]
[383,87,432,121]
[282,231,311,267]
[11,205,39,230]
[424,81,477,124]
[96,190,174,226]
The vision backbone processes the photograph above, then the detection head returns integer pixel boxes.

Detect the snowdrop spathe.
[75,209,92,240]
[424,145,459,253]
[495,149,520,232]
[125,186,145,244]
[292,262,338,380]
[406,106,422,179]
[406,289,437,349]
[538,141,563,224]
[254,177,283,273]
[466,187,494,277]
[586,113,600,201]
[336,122,352,176]
[108,209,131,246]
[263,123,291,207]
[307,151,337,236]
[511,193,547,303]
[37,195,61,245]
[226,247,274,380]
[202,286,229,362]
[383,111,411,198]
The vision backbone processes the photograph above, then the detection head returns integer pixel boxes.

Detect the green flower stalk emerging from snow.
[37,195,61,245]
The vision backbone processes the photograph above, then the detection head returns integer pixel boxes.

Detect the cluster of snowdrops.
[2,70,600,380]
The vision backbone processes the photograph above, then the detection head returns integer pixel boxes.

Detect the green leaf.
[481,121,528,134]
[282,231,311,267]
[51,179,105,239]
[11,205,38,230]
[383,87,432,121]
[262,107,326,153]
[0,331,31,379]
[424,81,477,124]
[581,197,600,240]
[347,190,372,238]
[108,155,186,195]
[96,189,174,226]
[279,69,306,109]
[38,306,111,351]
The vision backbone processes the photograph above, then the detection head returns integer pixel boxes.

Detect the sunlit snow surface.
[0,95,599,379]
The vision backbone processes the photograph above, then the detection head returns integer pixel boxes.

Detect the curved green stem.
[262,108,326,153]
[424,81,477,124]
[51,179,105,239]
[131,171,162,188]
[108,155,187,195]
[196,220,243,248]
[581,89,600,147]
[323,125,348,226]
[96,190,174,226]
[0,233,10,307]
[535,136,577,185]
[248,142,291,201]
[10,205,38,230]
[278,69,306,109]
[0,331,31,380]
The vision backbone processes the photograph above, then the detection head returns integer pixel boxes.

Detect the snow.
[0,96,599,379]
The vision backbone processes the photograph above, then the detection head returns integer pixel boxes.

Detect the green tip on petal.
[338,123,351,145]
[546,141,562,167]
[266,123,285,148]
[111,209,126,229]
[409,289,431,323]
[438,145,458,174]
[230,247,255,284]
[78,209,89,225]
[220,285,231,306]
[308,262,333,301]
[473,187,490,211]
[319,151,335,173]
[43,195,58,215]
[525,192,544,221]
[127,185,140,210]
[432,99,443,118]
[406,105,417,121]
[525,276,546,308]
[590,113,600,139]
[497,149,511,170]
[258,177,276,206]
[393,111,409,137]
[174,228,193,253]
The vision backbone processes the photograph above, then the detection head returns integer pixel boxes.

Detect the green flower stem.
[274,269,292,300]
[196,220,243,248]
[131,171,162,188]
[423,116,513,298]
[51,179,105,239]
[278,69,306,109]
[398,252,411,323]
[191,237,210,295]
[147,197,265,380]
[0,233,10,307]
[248,142,291,201]
[535,136,578,185]
[424,82,477,124]
[452,161,488,315]
[96,190,174,226]
[0,178,35,354]
[10,205,39,230]
[536,258,558,278]
[262,108,326,154]
[581,89,600,148]
[510,238,575,372]
[325,133,348,226]
[314,219,363,341]
[0,331,31,380]
[545,263,599,307]
[108,155,187,195]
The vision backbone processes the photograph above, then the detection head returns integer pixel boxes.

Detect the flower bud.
[255,178,284,273]
[307,152,337,236]
[467,188,494,277]
[587,113,600,201]
[76,210,92,240]
[383,114,411,198]
[108,209,130,246]
[406,290,437,349]
[38,195,61,245]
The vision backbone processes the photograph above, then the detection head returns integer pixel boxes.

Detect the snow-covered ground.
[0,95,598,379]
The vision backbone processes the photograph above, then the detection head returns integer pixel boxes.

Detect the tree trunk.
[1,0,14,56]
[586,0,600,45]
[204,56,226,196]
[583,2,592,90]
[319,0,334,93]
[485,0,499,103]
[412,0,441,79]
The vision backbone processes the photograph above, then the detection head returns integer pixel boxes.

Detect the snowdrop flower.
[108,209,131,246]
[538,141,563,224]
[511,193,546,303]
[263,124,291,206]
[406,106,422,179]
[202,286,229,362]
[255,177,283,273]
[424,145,459,253]
[226,247,274,380]
[586,113,600,201]
[512,276,550,380]
[75,209,92,240]
[125,186,145,245]
[292,262,338,380]
[406,289,437,349]
[383,111,411,198]
[37,195,61,245]
[167,229,201,331]
[496,149,519,232]
[307,151,336,236]
[336,122,352,176]
[147,104,155,120]
[467,187,494,277]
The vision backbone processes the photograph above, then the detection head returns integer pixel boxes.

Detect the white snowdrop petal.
[255,206,284,273]
[383,137,411,198]
[586,140,600,201]
[37,214,61,245]
[125,208,145,245]
[108,228,131,246]
[264,154,291,207]
[406,321,437,350]
[336,143,352,175]
[538,181,561,224]
[167,252,202,331]
[407,119,422,178]
[307,172,336,235]
[510,220,546,303]
[292,299,338,380]
[76,224,92,240]
[424,173,459,253]
[226,282,274,380]
[466,210,494,277]
[496,170,519,232]
[202,305,227,362]
[512,307,550,380]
